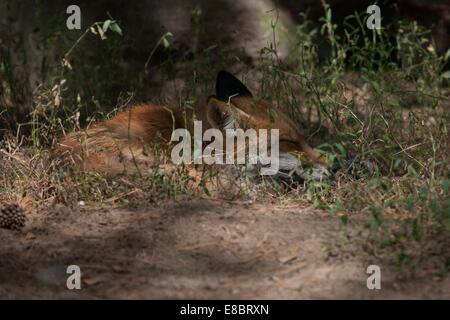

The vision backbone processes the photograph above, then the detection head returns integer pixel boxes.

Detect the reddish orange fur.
[55,103,183,174]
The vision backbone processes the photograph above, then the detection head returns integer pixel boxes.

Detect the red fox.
[55,71,324,176]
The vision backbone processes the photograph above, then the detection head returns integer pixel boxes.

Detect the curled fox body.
[55,71,325,176]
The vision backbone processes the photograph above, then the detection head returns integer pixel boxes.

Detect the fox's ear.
[206,97,251,131]
[206,97,236,130]
[216,70,252,101]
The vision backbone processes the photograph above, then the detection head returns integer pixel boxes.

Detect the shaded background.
[1,0,449,133]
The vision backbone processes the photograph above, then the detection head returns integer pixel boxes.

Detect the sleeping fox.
[55,71,325,178]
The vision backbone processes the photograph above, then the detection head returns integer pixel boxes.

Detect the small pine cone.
[0,203,27,231]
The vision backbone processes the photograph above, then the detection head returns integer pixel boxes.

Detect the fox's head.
[206,71,325,175]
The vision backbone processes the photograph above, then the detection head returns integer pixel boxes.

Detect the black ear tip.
[217,70,227,77]
[217,70,232,78]
[216,70,234,84]
[215,70,252,100]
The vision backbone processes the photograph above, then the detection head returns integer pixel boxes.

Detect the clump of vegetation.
[255,6,449,278]
[0,3,448,279]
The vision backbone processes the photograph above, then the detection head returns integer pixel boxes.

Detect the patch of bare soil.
[0,198,448,299]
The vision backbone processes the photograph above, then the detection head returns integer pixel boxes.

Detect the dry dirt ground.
[0,197,449,299]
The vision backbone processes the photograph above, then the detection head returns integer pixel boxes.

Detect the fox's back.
[55,103,187,173]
